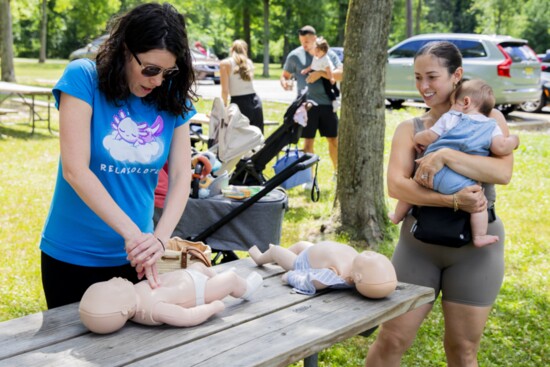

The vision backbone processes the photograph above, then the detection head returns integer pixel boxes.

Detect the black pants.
[41,252,139,309]
[230,93,264,133]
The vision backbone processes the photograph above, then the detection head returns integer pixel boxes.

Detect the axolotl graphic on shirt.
[104,109,164,163]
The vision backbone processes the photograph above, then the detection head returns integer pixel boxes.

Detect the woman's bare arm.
[220,60,231,106]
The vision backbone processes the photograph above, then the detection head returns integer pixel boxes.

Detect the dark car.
[538,50,550,72]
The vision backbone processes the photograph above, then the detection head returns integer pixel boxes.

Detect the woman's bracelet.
[452,194,460,212]
[156,237,165,251]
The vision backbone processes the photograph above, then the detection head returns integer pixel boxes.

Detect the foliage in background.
[4,0,550,63]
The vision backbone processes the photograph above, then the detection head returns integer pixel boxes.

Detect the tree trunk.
[243,6,251,57]
[262,0,270,77]
[39,0,47,63]
[415,0,422,35]
[334,0,394,247]
[0,0,16,82]
[337,0,348,46]
[406,0,413,37]
[281,6,291,67]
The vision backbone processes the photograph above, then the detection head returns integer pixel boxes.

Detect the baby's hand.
[414,143,426,155]
[300,69,308,75]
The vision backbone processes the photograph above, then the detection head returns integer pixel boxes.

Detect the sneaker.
[302,181,313,190]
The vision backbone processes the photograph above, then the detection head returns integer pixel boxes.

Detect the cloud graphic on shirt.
[103,132,161,163]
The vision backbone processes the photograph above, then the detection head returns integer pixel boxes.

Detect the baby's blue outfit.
[425,111,497,195]
[286,248,353,295]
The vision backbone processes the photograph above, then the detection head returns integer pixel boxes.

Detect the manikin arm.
[152,300,225,327]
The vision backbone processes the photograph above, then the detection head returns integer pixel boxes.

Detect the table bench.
[0,258,434,367]
[0,81,53,135]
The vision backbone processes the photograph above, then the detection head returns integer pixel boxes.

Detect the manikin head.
[79,277,137,334]
[351,251,397,299]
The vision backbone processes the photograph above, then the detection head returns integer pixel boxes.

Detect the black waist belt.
[488,205,496,223]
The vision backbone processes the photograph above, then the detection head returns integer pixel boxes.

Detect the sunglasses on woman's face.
[130,51,179,78]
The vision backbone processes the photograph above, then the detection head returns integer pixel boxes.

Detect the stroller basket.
[189,152,319,245]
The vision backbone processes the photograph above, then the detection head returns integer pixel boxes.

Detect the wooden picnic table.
[0,258,434,367]
[0,81,53,135]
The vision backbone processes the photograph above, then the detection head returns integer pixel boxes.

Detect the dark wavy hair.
[96,3,196,115]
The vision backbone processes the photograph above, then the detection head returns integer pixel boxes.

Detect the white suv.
[385,33,541,114]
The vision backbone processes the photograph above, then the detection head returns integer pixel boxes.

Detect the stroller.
[178,90,319,263]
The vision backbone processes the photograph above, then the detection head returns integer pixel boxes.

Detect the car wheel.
[387,99,404,109]
[496,104,517,115]
[214,80,221,85]
[519,94,544,113]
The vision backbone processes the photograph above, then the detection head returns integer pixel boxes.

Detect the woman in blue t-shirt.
[40,3,197,308]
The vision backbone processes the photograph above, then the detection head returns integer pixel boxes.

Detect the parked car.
[538,50,550,73]
[191,48,220,84]
[331,47,344,63]
[519,71,550,113]
[386,33,542,114]
[68,34,109,61]
[69,36,220,84]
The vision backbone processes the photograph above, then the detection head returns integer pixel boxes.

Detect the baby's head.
[451,79,495,116]
[314,37,330,58]
[351,251,397,299]
[79,277,137,334]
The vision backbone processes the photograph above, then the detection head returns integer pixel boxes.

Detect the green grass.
[1,60,548,366]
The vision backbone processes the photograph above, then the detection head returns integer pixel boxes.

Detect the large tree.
[262,0,270,77]
[39,0,47,63]
[334,0,394,246]
[0,0,16,82]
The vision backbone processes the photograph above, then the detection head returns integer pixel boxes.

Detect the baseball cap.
[298,25,316,36]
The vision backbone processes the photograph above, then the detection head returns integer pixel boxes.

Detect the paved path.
[195,80,296,104]
[195,80,550,130]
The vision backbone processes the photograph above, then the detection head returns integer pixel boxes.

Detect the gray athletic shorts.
[392,213,505,307]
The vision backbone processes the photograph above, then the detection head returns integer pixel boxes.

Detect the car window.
[451,40,486,58]
[500,43,538,62]
[389,39,487,59]
[388,40,429,58]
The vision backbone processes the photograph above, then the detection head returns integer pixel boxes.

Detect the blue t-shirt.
[40,59,195,267]
[283,47,342,105]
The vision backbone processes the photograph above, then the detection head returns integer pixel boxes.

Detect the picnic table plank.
[128,283,433,367]
[0,304,87,360]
